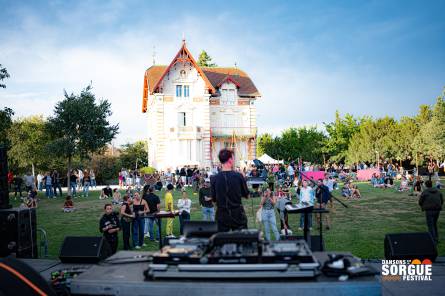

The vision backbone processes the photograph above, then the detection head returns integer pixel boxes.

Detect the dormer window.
[221,89,236,105]
[180,70,186,79]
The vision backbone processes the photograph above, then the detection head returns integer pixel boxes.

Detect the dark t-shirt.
[103,187,112,197]
[144,193,160,213]
[210,171,249,209]
[199,187,213,208]
[99,212,121,239]
[70,174,77,183]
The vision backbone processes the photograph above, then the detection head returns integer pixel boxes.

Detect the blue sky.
[1,0,444,145]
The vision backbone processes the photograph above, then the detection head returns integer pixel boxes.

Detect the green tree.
[322,111,361,162]
[259,127,326,163]
[257,133,273,156]
[413,93,445,162]
[0,107,14,146]
[47,86,119,194]
[0,64,10,88]
[197,50,217,67]
[8,115,53,176]
[346,117,398,164]
[119,140,148,170]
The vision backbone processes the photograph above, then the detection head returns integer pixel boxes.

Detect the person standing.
[298,180,315,231]
[199,179,214,221]
[99,204,121,254]
[52,170,62,197]
[315,179,332,230]
[177,190,192,235]
[69,170,77,197]
[259,188,280,241]
[13,174,23,198]
[90,169,96,188]
[165,184,175,237]
[419,180,443,244]
[210,149,249,232]
[82,170,91,197]
[120,196,134,250]
[37,172,44,191]
[145,186,161,242]
[43,172,54,198]
[24,172,35,192]
[132,192,148,249]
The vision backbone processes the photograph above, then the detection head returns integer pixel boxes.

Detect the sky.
[1,0,444,145]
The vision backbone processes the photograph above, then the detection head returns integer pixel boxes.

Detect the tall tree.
[0,107,14,146]
[7,115,53,176]
[0,64,10,88]
[413,93,445,162]
[119,141,148,170]
[197,50,217,67]
[257,133,273,156]
[47,86,119,194]
[322,111,361,162]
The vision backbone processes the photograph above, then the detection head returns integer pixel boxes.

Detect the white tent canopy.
[258,154,283,165]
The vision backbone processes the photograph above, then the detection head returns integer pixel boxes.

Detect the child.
[112,188,122,205]
[63,196,75,212]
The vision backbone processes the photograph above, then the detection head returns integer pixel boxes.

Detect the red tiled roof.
[142,45,261,113]
[202,67,260,97]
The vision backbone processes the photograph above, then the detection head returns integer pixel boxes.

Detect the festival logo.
[381,259,432,281]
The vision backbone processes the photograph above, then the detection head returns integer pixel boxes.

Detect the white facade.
[143,42,260,171]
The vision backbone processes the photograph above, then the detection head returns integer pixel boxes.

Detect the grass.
[9,182,445,259]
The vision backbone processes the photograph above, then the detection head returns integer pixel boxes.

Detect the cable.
[0,262,47,296]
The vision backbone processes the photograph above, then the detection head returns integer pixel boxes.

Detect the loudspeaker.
[281,235,325,252]
[0,208,37,258]
[59,236,112,263]
[385,232,438,261]
[183,221,218,238]
[0,256,56,296]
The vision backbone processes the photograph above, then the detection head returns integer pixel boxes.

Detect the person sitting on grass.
[63,196,75,212]
[398,176,410,192]
[351,184,361,199]
[112,188,122,205]
[341,182,352,198]
[28,187,38,208]
[100,184,113,200]
[411,176,424,196]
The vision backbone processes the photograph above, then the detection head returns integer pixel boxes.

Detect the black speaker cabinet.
[183,221,218,238]
[384,232,438,262]
[0,208,37,258]
[59,236,112,263]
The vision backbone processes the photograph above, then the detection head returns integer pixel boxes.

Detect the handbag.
[256,208,263,223]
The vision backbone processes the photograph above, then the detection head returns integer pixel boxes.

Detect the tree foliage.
[119,140,148,169]
[0,107,14,146]
[7,115,54,174]
[197,50,217,67]
[322,111,361,162]
[258,127,326,163]
[0,64,10,88]
[47,85,119,193]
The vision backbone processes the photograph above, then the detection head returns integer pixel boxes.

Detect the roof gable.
[152,41,215,95]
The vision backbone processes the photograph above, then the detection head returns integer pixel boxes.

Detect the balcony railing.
[210,127,257,137]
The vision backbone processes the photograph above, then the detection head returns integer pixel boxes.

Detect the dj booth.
[23,250,381,296]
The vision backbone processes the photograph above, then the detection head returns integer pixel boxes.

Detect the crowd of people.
[7,154,444,253]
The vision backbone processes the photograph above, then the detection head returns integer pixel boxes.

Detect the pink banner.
[300,171,325,181]
[357,169,379,181]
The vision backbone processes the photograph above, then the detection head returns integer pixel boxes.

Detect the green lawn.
[10,182,445,259]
